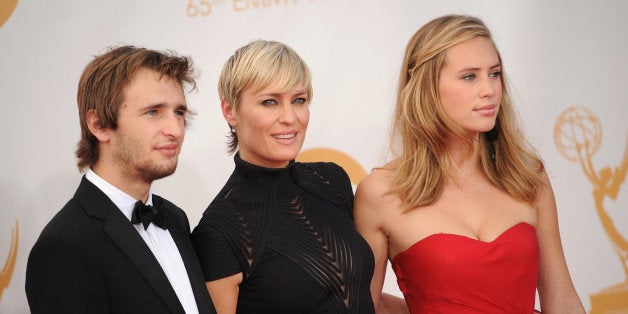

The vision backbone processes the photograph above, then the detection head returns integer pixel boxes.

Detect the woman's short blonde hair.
[218,40,312,153]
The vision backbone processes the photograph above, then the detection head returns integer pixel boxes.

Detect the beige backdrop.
[1,0,627,312]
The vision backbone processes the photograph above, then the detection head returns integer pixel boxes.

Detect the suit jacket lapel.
[74,177,185,313]
[157,197,214,313]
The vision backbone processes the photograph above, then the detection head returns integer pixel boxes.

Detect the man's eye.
[146,110,157,116]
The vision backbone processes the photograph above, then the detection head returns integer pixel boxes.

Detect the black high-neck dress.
[191,154,375,314]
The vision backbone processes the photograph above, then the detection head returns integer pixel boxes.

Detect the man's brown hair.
[75,45,196,171]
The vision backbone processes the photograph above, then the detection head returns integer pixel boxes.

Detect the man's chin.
[138,163,178,182]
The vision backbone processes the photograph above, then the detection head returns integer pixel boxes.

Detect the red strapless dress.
[392,222,539,314]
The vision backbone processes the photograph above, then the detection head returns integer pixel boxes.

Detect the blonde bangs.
[246,54,311,97]
[224,40,312,106]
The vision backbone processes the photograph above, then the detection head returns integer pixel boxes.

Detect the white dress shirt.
[86,169,199,314]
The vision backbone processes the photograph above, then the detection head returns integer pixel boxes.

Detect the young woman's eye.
[462,74,476,81]
[490,71,502,78]
[292,97,307,104]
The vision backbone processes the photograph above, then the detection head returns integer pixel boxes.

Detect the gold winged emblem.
[554,106,628,313]
[0,220,19,300]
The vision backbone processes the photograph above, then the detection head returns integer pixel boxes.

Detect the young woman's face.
[439,36,502,137]
[226,80,310,168]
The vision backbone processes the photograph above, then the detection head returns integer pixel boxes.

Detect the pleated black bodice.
[191,154,375,314]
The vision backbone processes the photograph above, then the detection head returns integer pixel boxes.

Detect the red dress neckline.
[392,222,539,314]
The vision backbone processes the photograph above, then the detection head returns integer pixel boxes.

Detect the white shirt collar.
[85,168,153,222]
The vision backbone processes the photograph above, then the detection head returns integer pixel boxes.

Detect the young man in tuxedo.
[26,45,215,314]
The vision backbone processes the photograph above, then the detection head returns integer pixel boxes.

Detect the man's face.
[108,68,187,183]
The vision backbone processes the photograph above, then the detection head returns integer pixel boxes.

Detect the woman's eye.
[490,71,502,78]
[462,74,475,81]
[261,99,276,106]
[293,97,307,104]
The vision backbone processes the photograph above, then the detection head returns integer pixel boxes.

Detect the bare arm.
[354,172,408,313]
[536,172,585,313]
[205,272,243,314]
[378,293,410,314]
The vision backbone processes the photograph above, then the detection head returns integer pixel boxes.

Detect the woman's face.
[438,36,502,137]
[224,80,310,168]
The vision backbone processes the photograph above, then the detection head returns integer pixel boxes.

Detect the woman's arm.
[205,272,243,314]
[536,172,585,313]
[379,293,410,314]
[354,171,407,313]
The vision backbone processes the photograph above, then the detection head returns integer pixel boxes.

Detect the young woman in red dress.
[354,15,584,314]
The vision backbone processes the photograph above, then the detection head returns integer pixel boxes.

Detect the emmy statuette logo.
[297,147,367,185]
[554,106,628,313]
[0,220,19,301]
[0,0,19,28]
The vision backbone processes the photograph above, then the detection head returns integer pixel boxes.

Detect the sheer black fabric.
[192,154,375,314]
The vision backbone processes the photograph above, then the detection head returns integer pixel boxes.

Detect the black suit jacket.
[26,177,216,314]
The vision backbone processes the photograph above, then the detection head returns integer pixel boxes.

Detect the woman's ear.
[221,99,236,127]
[86,109,110,142]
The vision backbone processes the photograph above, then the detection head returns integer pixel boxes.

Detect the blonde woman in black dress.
[191,40,375,314]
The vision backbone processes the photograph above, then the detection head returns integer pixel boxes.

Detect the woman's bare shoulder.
[359,162,396,192]
[355,160,400,211]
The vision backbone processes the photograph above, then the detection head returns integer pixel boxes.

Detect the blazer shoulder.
[28,197,102,275]
[154,195,185,215]
[37,197,100,242]
[153,194,190,231]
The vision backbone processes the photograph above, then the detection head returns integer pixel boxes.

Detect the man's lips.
[155,143,179,156]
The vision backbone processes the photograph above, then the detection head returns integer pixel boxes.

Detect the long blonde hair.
[390,15,543,210]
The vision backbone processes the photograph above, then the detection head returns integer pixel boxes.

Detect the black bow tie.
[131,201,167,230]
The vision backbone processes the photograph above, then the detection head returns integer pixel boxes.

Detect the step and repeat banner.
[1,1,626,312]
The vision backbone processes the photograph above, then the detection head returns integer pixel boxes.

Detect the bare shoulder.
[538,168,552,186]
[354,161,399,222]
[356,164,394,202]
[535,169,557,210]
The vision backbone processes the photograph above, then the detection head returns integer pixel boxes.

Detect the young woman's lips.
[474,104,496,116]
